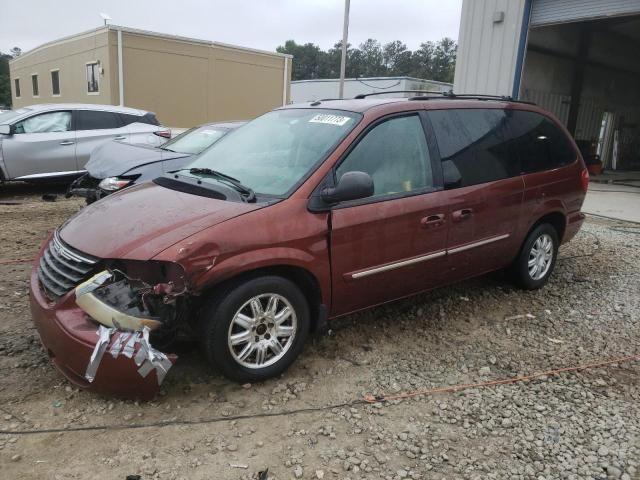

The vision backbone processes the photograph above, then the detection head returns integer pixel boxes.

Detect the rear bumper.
[29,268,175,400]
[563,211,586,244]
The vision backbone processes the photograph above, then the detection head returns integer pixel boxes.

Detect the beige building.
[9,25,292,127]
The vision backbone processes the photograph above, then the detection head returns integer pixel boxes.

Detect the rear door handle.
[420,214,445,229]
[452,208,473,222]
[113,135,127,140]
[59,140,75,146]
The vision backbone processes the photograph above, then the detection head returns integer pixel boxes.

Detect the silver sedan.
[0,104,170,182]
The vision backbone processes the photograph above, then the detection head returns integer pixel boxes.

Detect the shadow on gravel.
[0,181,70,202]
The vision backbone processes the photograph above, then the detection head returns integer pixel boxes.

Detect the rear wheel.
[200,276,309,382]
[512,224,559,290]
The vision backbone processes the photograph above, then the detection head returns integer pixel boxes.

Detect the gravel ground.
[0,183,638,480]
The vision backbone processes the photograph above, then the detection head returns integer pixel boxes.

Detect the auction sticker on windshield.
[309,114,352,126]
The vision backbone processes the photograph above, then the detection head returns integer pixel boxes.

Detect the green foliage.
[276,38,457,83]
[0,48,20,107]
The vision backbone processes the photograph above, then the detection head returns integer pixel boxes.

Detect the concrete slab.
[583,183,640,223]
[589,170,640,188]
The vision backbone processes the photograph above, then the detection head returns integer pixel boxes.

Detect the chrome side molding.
[14,170,86,180]
[350,233,511,279]
[351,250,447,279]
[447,233,510,255]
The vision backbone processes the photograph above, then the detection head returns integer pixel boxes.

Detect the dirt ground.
[0,182,638,480]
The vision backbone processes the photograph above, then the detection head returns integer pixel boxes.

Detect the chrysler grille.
[38,231,99,299]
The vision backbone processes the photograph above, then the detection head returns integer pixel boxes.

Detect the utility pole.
[338,0,350,99]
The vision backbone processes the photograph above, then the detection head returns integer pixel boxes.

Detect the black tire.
[200,276,310,383]
[512,223,559,290]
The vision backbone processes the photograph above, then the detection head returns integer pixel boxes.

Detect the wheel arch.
[529,211,566,243]
[197,264,325,334]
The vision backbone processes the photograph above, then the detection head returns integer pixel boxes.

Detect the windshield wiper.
[161,146,177,152]
[169,167,256,202]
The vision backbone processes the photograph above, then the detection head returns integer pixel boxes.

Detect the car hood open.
[86,141,191,178]
[59,181,262,260]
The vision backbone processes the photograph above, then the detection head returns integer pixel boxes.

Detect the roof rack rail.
[353,90,446,99]
[408,90,537,105]
[353,90,536,105]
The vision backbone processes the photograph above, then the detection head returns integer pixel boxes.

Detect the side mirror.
[0,125,11,135]
[442,160,462,189]
[322,171,374,204]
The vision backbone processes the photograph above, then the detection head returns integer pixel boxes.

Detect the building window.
[31,74,39,97]
[51,70,60,96]
[86,62,99,93]
[14,78,21,98]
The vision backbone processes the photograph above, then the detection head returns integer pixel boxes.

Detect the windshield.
[0,108,32,125]
[162,125,230,155]
[187,109,361,196]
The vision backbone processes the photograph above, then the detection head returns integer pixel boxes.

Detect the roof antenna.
[99,13,112,26]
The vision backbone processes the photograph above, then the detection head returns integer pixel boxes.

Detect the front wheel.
[512,224,559,290]
[200,276,310,383]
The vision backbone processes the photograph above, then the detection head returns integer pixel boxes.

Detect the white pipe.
[282,56,288,106]
[338,0,350,99]
[117,29,124,106]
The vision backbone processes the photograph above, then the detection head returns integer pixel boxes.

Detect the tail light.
[154,129,172,139]
[580,168,589,193]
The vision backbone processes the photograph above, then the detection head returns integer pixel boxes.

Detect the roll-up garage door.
[531,0,640,26]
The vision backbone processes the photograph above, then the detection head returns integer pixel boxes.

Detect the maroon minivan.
[30,94,588,398]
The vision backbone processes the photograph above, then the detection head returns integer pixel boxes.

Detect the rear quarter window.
[118,113,143,126]
[118,113,159,126]
[506,110,576,174]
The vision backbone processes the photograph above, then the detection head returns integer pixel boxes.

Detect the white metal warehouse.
[454,0,640,171]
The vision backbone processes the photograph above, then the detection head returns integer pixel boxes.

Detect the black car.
[68,121,244,203]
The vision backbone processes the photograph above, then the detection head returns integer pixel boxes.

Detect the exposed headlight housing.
[98,176,134,191]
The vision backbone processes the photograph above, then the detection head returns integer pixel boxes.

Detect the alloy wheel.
[528,233,554,280]
[227,293,297,369]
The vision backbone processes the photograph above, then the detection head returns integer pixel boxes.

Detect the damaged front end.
[75,268,186,390]
[75,269,181,333]
[31,250,193,400]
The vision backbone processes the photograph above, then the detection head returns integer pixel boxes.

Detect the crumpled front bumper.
[66,174,105,203]
[29,269,177,400]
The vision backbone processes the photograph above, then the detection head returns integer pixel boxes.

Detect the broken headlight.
[75,261,188,333]
[98,176,137,191]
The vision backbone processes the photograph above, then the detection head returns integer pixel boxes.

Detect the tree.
[276,37,457,83]
[358,39,385,77]
[431,37,457,83]
[276,40,327,80]
[10,47,22,58]
[411,41,435,80]
[0,50,16,107]
[382,41,410,75]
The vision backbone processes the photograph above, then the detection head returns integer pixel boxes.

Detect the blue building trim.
[512,0,533,99]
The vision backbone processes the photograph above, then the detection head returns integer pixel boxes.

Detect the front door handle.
[452,208,473,222]
[420,214,445,229]
[113,135,127,140]
[59,140,75,146]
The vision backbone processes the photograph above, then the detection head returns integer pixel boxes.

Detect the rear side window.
[429,109,517,188]
[75,110,122,130]
[507,111,576,173]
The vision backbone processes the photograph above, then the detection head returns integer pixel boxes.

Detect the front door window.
[14,111,72,134]
[336,114,434,197]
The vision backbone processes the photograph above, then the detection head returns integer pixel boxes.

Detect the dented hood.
[85,140,190,178]
[60,181,261,260]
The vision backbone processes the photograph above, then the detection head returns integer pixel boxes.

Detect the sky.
[1,0,462,55]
